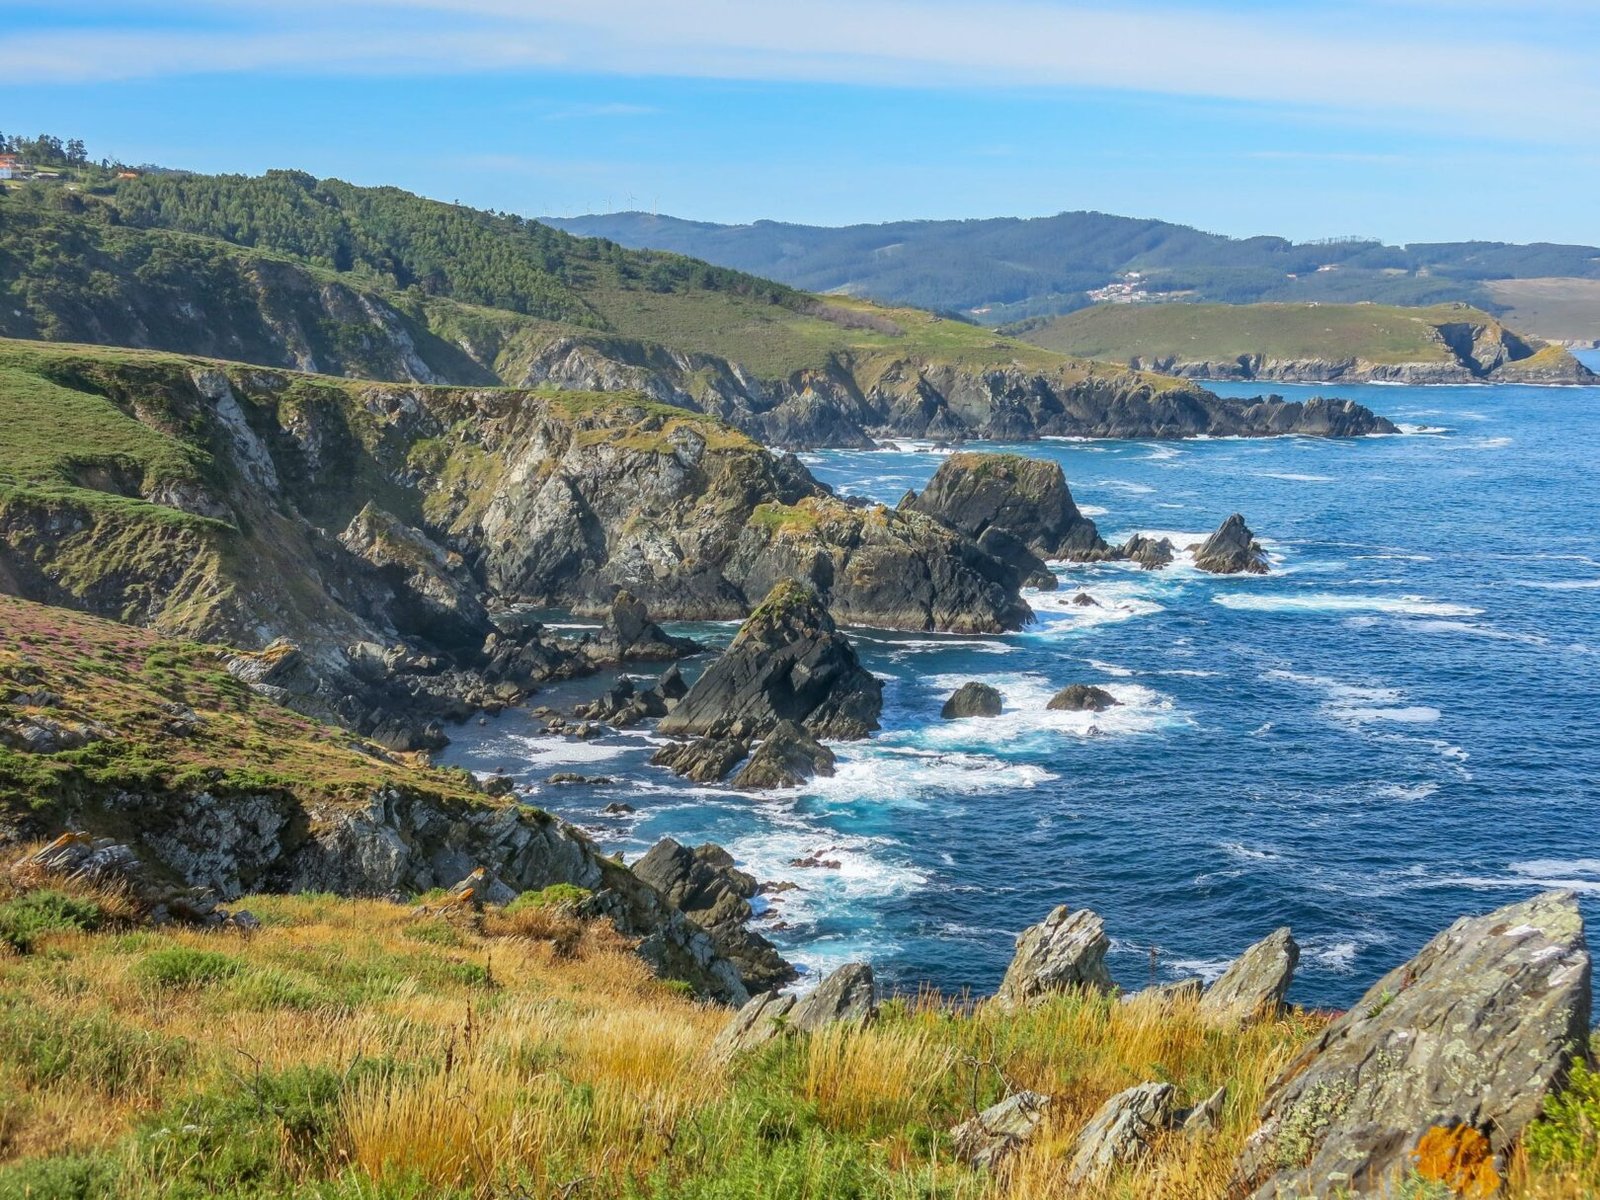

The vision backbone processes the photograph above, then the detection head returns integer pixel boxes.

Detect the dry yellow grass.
[0,877,1593,1199]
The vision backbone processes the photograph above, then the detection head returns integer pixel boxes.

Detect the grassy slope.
[1485,278,1600,344]
[1015,302,1509,366]
[2,881,1595,1198]
[0,592,486,818]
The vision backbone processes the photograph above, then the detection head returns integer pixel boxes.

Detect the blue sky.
[4,0,1599,244]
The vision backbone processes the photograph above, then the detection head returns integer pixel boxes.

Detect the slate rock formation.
[941,681,1003,719]
[1067,1082,1178,1185]
[629,838,795,992]
[906,452,1112,586]
[1121,533,1175,570]
[650,735,750,783]
[1191,514,1270,575]
[1198,927,1299,1024]
[730,720,837,790]
[994,906,1114,1009]
[952,1091,1053,1169]
[1232,891,1592,1199]
[583,589,701,664]
[710,961,878,1059]
[657,580,883,742]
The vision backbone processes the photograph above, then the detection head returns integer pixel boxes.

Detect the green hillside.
[1010,301,1592,382]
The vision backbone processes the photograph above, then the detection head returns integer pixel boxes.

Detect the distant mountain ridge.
[542,211,1600,334]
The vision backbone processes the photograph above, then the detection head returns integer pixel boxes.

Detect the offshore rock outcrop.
[657,580,883,743]
[1192,514,1270,575]
[941,681,1003,719]
[730,721,837,790]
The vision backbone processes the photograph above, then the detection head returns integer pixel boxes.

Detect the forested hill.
[543,210,1600,328]
[106,171,800,329]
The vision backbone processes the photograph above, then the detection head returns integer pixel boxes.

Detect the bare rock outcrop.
[941,681,1003,719]
[1047,684,1120,713]
[730,720,837,790]
[994,905,1114,1009]
[1191,514,1270,575]
[952,1091,1053,1169]
[1231,891,1592,1199]
[1067,1082,1178,1185]
[657,580,883,743]
[1198,927,1299,1024]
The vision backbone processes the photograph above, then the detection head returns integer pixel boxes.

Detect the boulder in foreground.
[1198,926,1299,1024]
[994,905,1114,1009]
[1232,890,1592,1199]
[1067,1082,1177,1185]
[657,579,883,741]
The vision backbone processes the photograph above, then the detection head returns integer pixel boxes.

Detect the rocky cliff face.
[0,346,1030,749]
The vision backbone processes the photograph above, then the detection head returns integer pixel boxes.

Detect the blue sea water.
[443,358,1600,1009]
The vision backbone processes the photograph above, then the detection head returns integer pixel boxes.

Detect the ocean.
[442,354,1600,1009]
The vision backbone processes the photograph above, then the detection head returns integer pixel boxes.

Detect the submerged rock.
[1070,591,1100,607]
[952,1091,1053,1169]
[1047,684,1120,712]
[1191,513,1270,575]
[1199,927,1299,1024]
[995,906,1114,1009]
[730,721,837,790]
[1232,891,1592,1199]
[941,681,1003,719]
[657,579,883,741]
[1067,1082,1177,1185]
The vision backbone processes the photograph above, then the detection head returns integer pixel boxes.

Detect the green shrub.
[227,967,337,1012]
[0,1002,190,1096]
[1526,1058,1600,1181]
[0,889,107,953]
[401,920,464,947]
[133,945,240,989]
[504,883,590,914]
[0,1152,121,1200]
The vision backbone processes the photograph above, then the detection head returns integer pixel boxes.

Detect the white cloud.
[9,1,1599,141]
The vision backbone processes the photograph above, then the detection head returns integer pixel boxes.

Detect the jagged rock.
[1121,977,1205,1007]
[657,580,883,741]
[602,801,634,813]
[584,590,701,664]
[1232,891,1592,1199]
[446,866,516,908]
[710,990,797,1059]
[790,854,841,870]
[907,454,1112,575]
[994,906,1113,1009]
[1067,1082,1177,1185]
[1047,684,1120,712]
[546,773,614,786]
[630,838,794,992]
[1120,533,1175,570]
[650,735,750,783]
[1191,514,1270,575]
[339,503,490,651]
[730,721,837,790]
[788,962,877,1032]
[941,682,1002,719]
[1071,591,1100,607]
[657,663,688,701]
[1198,927,1299,1023]
[952,1091,1052,1169]
[574,677,669,728]
[1181,1085,1227,1135]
